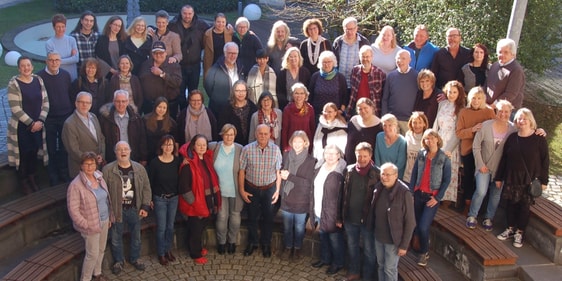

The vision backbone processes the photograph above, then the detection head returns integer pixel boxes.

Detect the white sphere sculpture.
[243,4,262,21]
[5,51,21,66]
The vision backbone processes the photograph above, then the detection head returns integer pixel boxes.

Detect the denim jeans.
[468,171,503,219]
[413,191,440,253]
[45,115,69,186]
[344,223,376,279]
[281,210,307,249]
[375,238,400,281]
[110,207,141,263]
[319,228,345,267]
[216,197,241,244]
[153,195,178,256]
[246,184,276,246]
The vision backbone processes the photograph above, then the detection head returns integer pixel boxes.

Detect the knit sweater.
[45,35,79,80]
[382,68,419,121]
[455,106,496,156]
[486,60,525,108]
[36,68,73,117]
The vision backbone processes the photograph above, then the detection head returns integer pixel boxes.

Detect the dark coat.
[340,164,380,224]
[217,101,257,146]
[280,151,317,213]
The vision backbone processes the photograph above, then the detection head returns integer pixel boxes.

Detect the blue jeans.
[319,227,345,267]
[153,195,178,256]
[468,171,502,219]
[344,223,376,279]
[375,238,400,281]
[110,207,141,263]
[45,115,69,186]
[245,184,276,246]
[281,210,307,249]
[413,190,439,254]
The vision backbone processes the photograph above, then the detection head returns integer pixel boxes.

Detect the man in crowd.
[62,91,105,178]
[70,10,99,67]
[103,141,151,275]
[239,124,282,258]
[332,17,371,90]
[205,42,244,116]
[430,27,471,89]
[45,14,79,80]
[403,24,439,71]
[486,38,525,110]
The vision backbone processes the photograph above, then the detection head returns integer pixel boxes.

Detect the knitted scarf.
[185,105,212,142]
[319,67,338,80]
[283,149,308,196]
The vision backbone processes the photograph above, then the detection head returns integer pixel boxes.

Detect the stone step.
[519,264,562,281]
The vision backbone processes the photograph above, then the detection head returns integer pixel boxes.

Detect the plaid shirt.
[348,64,386,116]
[240,141,282,186]
[70,31,99,65]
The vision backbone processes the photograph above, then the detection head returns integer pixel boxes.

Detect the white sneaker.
[497,227,514,240]
[513,230,523,248]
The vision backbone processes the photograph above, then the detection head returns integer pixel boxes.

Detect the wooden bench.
[398,252,442,281]
[530,196,562,236]
[527,196,562,264]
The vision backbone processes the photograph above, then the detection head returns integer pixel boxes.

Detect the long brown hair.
[443,80,466,115]
[144,97,174,133]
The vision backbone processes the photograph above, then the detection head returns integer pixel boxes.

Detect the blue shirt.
[214,145,236,198]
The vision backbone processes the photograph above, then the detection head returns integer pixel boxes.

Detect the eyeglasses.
[47,59,61,63]
[116,148,130,152]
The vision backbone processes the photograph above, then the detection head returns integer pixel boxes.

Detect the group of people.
[6,5,550,281]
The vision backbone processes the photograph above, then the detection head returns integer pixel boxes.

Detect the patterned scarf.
[257,109,279,141]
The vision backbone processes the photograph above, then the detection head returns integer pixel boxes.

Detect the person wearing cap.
[149,10,183,65]
[246,49,277,105]
[139,41,182,118]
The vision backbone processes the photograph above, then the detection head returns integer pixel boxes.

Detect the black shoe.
[112,262,123,275]
[131,260,145,271]
[312,260,327,268]
[262,245,271,258]
[217,244,226,254]
[244,245,258,256]
[326,265,343,275]
[227,243,236,254]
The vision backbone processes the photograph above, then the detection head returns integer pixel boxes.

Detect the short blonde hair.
[289,130,310,149]
[466,86,487,109]
[407,112,429,132]
[417,69,436,89]
[421,129,443,150]
[514,108,537,130]
[219,123,237,136]
[281,47,303,70]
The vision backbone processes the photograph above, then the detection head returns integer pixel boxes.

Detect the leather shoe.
[311,260,327,268]
[158,255,168,266]
[166,251,176,262]
[326,265,343,275]
[262,245,271,258]
[227,243,236,254]
[244,245,258,256]
[217,244,226,255]
[340,274,361,281]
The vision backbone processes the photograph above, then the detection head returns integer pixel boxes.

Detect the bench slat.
[398,252,442,281]
[531,197,562,236]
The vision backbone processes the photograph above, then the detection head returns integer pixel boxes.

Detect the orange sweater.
[456,107,495,156]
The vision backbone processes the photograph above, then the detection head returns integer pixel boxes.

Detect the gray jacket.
[208,141,245,212]
[473,119,516,177]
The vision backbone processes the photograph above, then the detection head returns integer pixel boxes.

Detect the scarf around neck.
[319,67,338,80]
[185,105,212,141]
[355,160,374,176]
[307,36,326,66]
[283,149,308,196]
[258,109,279,141]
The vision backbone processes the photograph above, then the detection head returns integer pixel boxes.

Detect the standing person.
[456,87,495,214]
[205,42,244,116]
[403,24,439,71]
[72,58,107,114]
[340,142,380,281]
[430,27,471,89]
[309,144,347,275]
[103,141,151,275]
[279,131,316,261]
[67,152,112,281]
[375,114,407,179]
[332,17,371,90]
[248,92,283,147]
[486,38,526,109]
[176,89,218,145]
[107,55,143,110]
[460,43,489,90]
[413,69,440,126]
[95,16,126,77]
[37,51,73,185]
[409,129,451,266]
[495,108,549,248]
[62,92,105,178]
[281,83,315,152]
[232,17,263,77]
[433,80,465,205]
[178,135,221,264]
[168,5,210,97]
[143,97,177,162]
[403,112,429,184]
[208,124,244,255]
[148,135,181,266]
[266,20,298,75]
[300,18,332,75]
[123,16,152,76]
[217,80,258,146]
[7,56,49,194]
[203,13,232,78]
[246,49,277,105]
[308,51,348,116]
[70,10,99,67]
[371,25,402,74]
[277,47,311,109]
[312,102,347,166]
[150,10,182,65]
[46,14,79,80]
[347,45,386,117]
[370,163,415,281]
[239,124,282,258]
[346,98,382,164]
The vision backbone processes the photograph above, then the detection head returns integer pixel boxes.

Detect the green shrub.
[54,0,238,15]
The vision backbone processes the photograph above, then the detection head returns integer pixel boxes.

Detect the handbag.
[517,136,542,198]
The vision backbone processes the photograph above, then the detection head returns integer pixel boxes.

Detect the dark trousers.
[461,153,476,200]
[186,216,208,259]
[180,63,201,110]
[245,184,276,246]
[45,115,69,185]
[506,198,531,231]
[17,122,42,177]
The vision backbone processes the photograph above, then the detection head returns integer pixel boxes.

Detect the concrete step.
[519,264,562,281]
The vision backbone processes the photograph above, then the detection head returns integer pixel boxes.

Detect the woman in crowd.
[279,131,316,260]
[433,80,466,205]
[67,152,112,281]
[495,108,549,248]
[208,124,244,255]
[309,144,347,275]
[148,135,181,266]
[177,89,217,145]
[232,17,263,76]
[178,135,221,264]
[248,92,282,147]
[72,58,107,115]
[95,15,126,77]
[375,113,407,178]
[308,51,348,116]
[107,55,142,110]
[143,97,177,161]
[277,47,311,109]
[347,45,386,117]
[413,69,440,126]
[124,16,152,75]
[371,25,402,74]
[246,50,277,105]
[45,14,79,80]
[151,10,182,65]
[460,43,489,90]
[218,80,257,146]
[281,83,315,152]
[345,98,382,164]
[7,56,49,194]
[266,20,297,75]
[403,112,430,184]
[409,129,451,267]
[203,13,232,78]
[313,102,347,166]
[299,18,332,75]
[456,87,495,214]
